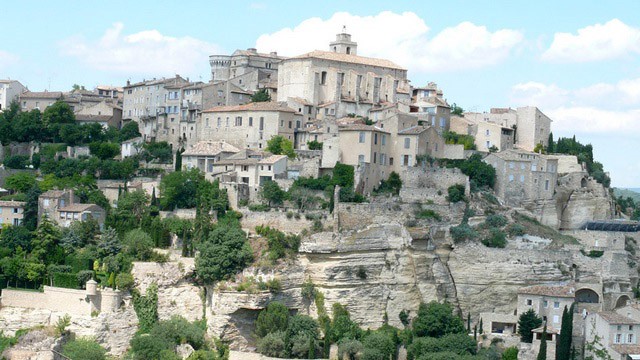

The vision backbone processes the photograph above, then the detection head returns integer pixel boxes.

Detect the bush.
[257,331,287,357]
[3,155,30,169]
[338,339,363,360]
[408,334,476,359]
[53,272,79,289]
[255,302,290,338]
[485,214,508,228]
[356,266,367,280]
[416,209,442,221]
[116,273,135,291]
[446,184,466,203]
[502,346,518,360]
[62,338,107,360]
[362,332,396,360]
[482,229,507,248]
[506,223,526,237]
[412,301,465,338]
[450,224,478,243]
[76,270,94,287]
[150,316,206,350]
[123,229,155,261]
[265,278,282,293]
[130,333,168,360]
[248,203,270,212]
[374,172,402,196]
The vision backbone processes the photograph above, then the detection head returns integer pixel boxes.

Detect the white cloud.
[542,19,640,62]
[0,50,19,70]
[510,79,640,135]
[255,11,523,72]
[59,23,222,76]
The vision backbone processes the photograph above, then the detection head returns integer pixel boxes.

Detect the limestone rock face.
[1,330,62,360]
[556,177,614,229]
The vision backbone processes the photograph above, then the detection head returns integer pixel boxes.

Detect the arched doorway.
[615,295,631,309]
[576,288,599,303]
[581,178,588,188]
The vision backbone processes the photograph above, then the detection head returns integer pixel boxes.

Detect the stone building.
[464,107,551,152]
[19,90,63,111]
[209,48,284,90]
[199,102,300,150]
[182,140,241,175]
[451,115,514,152]
[38,189,77,223]
[58,203,106,228]
[484,149,558,206]
[74,100,123,129]
[38,189,105,228]
[277,30,410,120]
[121,137,143,158]
[585,310,640,360]
[0,79,25,112]
[410,83,451,133]
[0,200,25,227]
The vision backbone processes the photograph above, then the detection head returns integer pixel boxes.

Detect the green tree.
[502,346,519,360]
[537,325,548,360]
[195,225,253,283]
[266,135,296,159]
[175,148,184,171]
[361,332,395,360]
[23,184,42,231]
[260,180,286,207]
[257,331,287,358]
[557,304,575,360]
[446,184,466,203]
[159,168,203,210]
[133,283,159,333]
[123,228,155,261]
[307,140,323,150]
[547,132,555,153]
[5,172,37,193]
[119,121,141,142]
[412,301,465,338]
[451,103,464,116]
[63,338,106,360]
[251,88,271,102]
[89,142,120,160]
[518,308,543,343]
[255,302,290,338]
[31,216,62,263]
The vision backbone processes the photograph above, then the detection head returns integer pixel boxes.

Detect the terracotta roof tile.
[59,203,102,212]
[292,50,406,70]
[182,141,241,156]
[0,201,26,207]
[20,91,63,99]
[598,311,639,325]
[339,124,390,134]
[203,102,297,113]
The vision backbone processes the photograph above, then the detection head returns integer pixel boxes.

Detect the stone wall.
[0,286,121,317]
[564,230,628,251]
[399,166,470,204]
[239,208,330,235]
[442,143,465,159]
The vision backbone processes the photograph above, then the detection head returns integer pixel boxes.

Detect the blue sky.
[1,1,639,187]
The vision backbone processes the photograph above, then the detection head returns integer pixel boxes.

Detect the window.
[44,199,50,207]
[359,132,365,143]
[217,90,223,97]
[381,134,386,145]
[486,141,491,148]
[249,117,253,126]
[532,163,537,171]
[226,117,229,127]
[206,118,210,127]
[615,334,622,344]
[630,326,634,331]
[288,121,292,129]
[281,120,284,127]
[629,334,634,343]
[235,116,242,126]
[508,174,514,182]
[485,129,490,136]
[374,133,378,145]
[509,162,514,169]
[268,166,272,171]
[553,301,559,308]
[526,299,532,306]
[60,211,66,219]
[404,138,410,149]
[440,117,445,128]
[380,154,386,166]
[12,208,18,214]
[545,180,550,191]
[373,152,377,164]
[320,71,327,85]
[358,155,365,164]
[543,300,548,308]
[217,117,221,127]
[521,163,526,170]
[553,315,560,324]
[389,157,394,166]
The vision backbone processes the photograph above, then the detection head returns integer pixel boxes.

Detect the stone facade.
[399,166,470,205]
[0,200,25,227]
[0,80,25,112]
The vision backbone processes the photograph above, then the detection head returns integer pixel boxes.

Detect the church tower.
[329,26,358,55]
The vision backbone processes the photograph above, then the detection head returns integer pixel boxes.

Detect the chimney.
[247,48,257,54]
[270,51,277,56]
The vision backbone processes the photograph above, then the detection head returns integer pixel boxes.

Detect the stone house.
[209,48,284,90]
[451,116,514,152]
[0,200,25,227]
[464,107,551,152]
[38,189,77,224]
[410,83,451,133]
[518,284,577,330]
[213,150,288,201]
[484,149,558,206]
[338,124,391,194]
[277,30,410,120]
[182,140,241,175]
[585,311,640,360]
[74,100,123,129]
[199,102,300,150]
[57,203,106,228]
[121,137,143,158]
[0,79,26,112]
[19,90,63,111]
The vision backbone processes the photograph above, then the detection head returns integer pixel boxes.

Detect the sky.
[1,0,639,187]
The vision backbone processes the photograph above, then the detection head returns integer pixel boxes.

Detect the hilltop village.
[0,30,639,360]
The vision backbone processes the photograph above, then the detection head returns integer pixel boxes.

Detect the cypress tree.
[479,318,483,334]
[175,148,183,171]
[557,305,573,360]
[547,132,555,153]
[467,312,471,332]
[537,325,547,360]
[473,324,477,340]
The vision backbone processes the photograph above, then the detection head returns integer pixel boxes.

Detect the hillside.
[614,187,640,202]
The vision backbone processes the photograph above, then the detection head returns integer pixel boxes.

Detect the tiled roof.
[598,311,639,325]
[203,101,297,113]
[398,125,429,135]
[231,49,285,59]
[182,141,241,156]
[75,114,113,122]
[20,91,63,99]
[611,344,640,355]
[59,203,102,212]
[41,190,69,198]
[258,154,287,165]
[125,76,187,88]
[532,325,560,334]
[0,200,26,207]
[215,150,271,166]
[518,284,575,298]
[339,124,390,134]
[292,50,406,70]
[287,97,313,106]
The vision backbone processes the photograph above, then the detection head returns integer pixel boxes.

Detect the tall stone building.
[0,80,25,112]
[209,48,284,91]
[277,30,410,120]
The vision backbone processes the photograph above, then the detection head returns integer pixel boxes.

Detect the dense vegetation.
[547,133,611,187]
[443,131,476,150]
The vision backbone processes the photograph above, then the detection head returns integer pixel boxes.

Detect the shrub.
[255,302,290,338]
[450,224,478,243]
[412,301,465,338]
[356,266,368,280]
[130,333,168,360]
[408,334,476,359]
[312,219,323,232]
[116,273,135,291]
[482,229,507,248]
[502,346,518,360]
[54,272,79,289]
[362,332,396,360]
[416,209,442,221]
[3,155,30,169]
[265,278,282,293]
[338,339,363,360]
[76,270,94,288]
[446,184,466,203]
[582,249,604,258]
[55,314,71,336]
[150,316,206,350]
[507,223,526,237]
[62,338,107,360]
[248,203,270,212]
[257,331,287,357]
[485,214,508,228]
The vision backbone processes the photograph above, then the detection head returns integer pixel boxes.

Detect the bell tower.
[329,26,358,55]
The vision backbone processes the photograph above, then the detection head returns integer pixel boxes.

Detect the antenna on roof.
[342,25,347,33]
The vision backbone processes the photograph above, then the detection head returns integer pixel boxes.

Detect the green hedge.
[53,272,79,289]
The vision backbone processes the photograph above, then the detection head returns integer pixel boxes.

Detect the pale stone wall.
[1,286,121,317]
[442,144,464,159]
[547,154,584,174]
[515,107,551,152]
[399,166,470,204]
[564,230,627,251]
[239,208,329,235]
